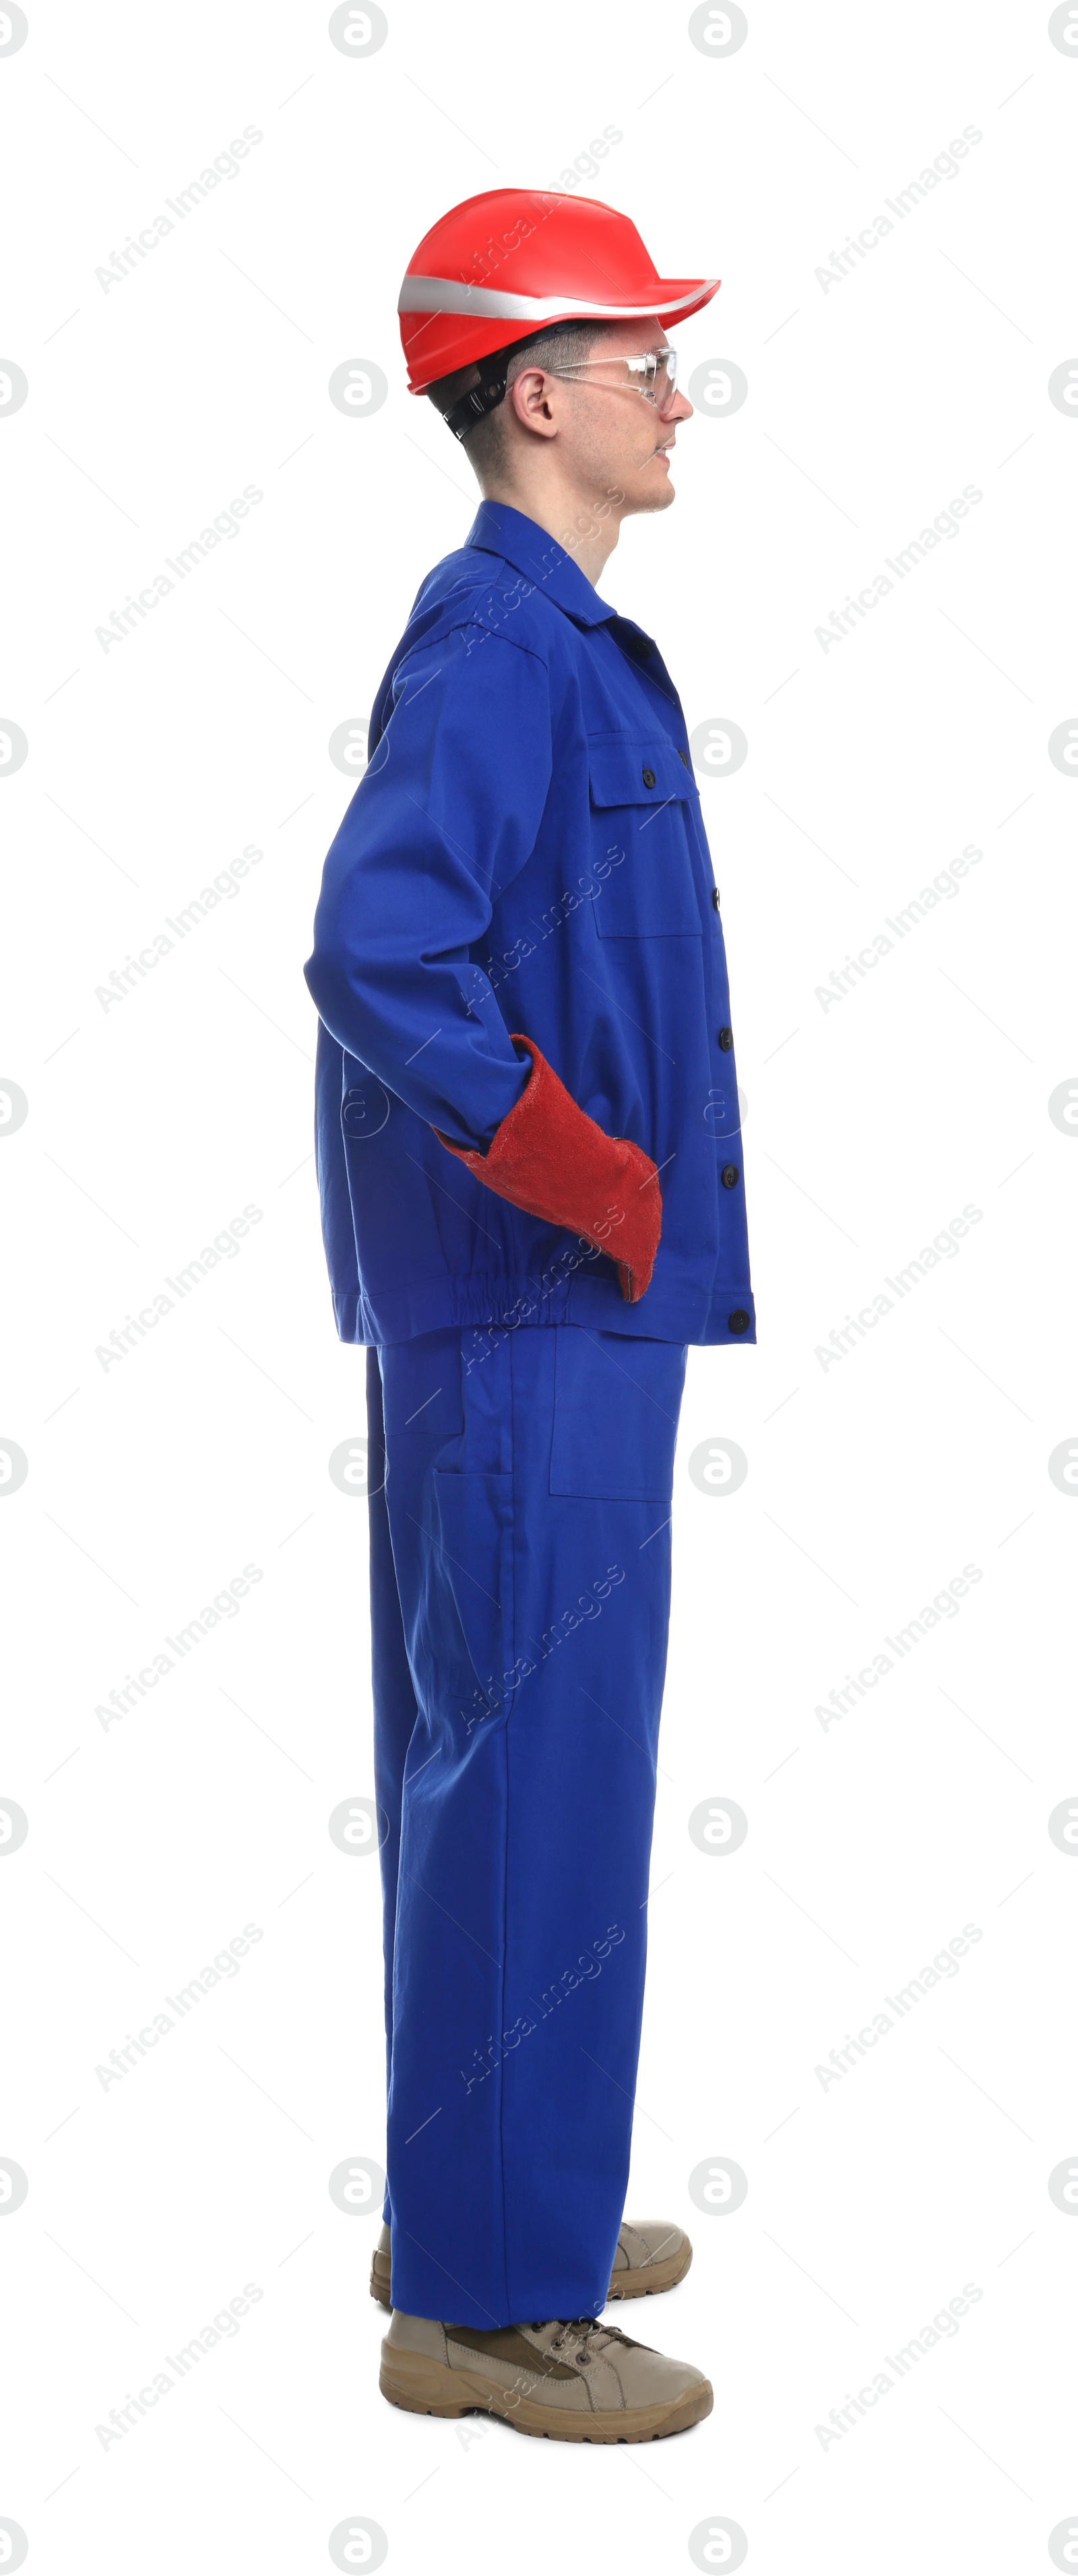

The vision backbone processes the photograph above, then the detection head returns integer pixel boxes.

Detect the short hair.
[425,319,606,482]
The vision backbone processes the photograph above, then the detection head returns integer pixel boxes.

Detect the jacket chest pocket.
[588,735,703,939]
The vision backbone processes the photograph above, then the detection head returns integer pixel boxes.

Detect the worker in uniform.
[304,187,755,2443]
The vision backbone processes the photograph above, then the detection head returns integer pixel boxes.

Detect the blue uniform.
[304,504,754,2324]
[304,500,754,1350]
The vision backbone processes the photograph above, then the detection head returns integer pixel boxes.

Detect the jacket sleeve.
[303,623,551,1150]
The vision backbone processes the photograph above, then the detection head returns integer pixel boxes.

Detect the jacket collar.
[465,500,617,630]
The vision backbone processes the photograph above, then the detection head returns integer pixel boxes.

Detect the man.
[304,187,754,2443]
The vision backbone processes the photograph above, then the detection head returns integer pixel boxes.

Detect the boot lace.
[546,2316,627,2363]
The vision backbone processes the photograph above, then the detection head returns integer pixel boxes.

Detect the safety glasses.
[550,345,679,416]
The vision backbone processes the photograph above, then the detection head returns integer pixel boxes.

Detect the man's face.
[509,315,694,519]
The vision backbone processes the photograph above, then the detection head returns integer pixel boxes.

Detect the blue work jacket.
[304,500,755,1349]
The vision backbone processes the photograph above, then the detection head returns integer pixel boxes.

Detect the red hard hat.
[398,188,720,395]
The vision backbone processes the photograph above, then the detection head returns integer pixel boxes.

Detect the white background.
[2,1,1076,2568]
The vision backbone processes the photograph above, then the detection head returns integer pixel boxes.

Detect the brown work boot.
[379,2310,711,2442]
[607,2218,693,2299]
[369,2216,692,2309]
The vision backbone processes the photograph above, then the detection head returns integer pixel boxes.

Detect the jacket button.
[676,747,689,768]
[711,886,720,910]
[718,1026,733,1051]
[721,1164,740,1189]
[728,1309,750,1335]
[641,766,656,788]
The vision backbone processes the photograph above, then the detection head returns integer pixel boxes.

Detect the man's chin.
[627,473,676,517]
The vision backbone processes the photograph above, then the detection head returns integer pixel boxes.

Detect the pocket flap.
[588,735,697,811]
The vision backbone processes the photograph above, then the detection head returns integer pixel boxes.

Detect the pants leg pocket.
[549,1329,687,1501]
[418,1467,517,1739]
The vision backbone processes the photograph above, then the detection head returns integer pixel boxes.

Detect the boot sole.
[379,2342,712,2441]
[370,2235,692,2311]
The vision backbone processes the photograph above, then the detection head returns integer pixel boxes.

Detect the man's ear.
[507,367,560,440]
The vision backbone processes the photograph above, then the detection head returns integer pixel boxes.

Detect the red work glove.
[436,1035,662,1303]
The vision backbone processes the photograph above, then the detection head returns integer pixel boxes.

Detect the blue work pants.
[367,1321,687,2327]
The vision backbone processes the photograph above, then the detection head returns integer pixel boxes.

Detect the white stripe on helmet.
[398,274,716,320]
